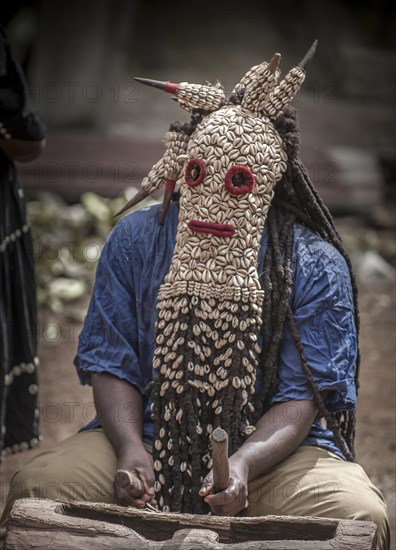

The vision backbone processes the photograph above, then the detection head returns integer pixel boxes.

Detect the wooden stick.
[210,427,230,493]
[114,469,144,498]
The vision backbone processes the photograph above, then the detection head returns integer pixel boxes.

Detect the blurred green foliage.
[27,190,158,313]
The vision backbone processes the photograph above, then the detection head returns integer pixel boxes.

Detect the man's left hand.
[199,458,249,516]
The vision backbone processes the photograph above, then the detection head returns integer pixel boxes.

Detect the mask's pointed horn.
[263,42,317,120]
[134,77,178,94]
[241,53,281,113]
[114,188,150,217]
[136,76,225,112]
[298,39,318,70]
[267,53,281,74]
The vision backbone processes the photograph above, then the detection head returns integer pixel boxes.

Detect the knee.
[358,497,390,550]
[349,491,388,529]
[7,465,62,501]
[0,465,54,533]
[7,460,114,504]
[0,465,65,545]
[366,497,389,531]
[335,490,390,550]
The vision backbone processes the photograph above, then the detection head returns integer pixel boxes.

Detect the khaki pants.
[0,429,390,549]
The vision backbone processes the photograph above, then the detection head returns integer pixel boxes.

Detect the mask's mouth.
[188,219,236,237]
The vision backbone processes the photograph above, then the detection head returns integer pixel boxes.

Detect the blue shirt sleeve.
[74,216,145,394]
[271,226,357,413]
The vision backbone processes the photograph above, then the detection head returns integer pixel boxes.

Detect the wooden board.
[5,498,377,549]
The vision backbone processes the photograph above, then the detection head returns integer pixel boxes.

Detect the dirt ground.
[354,281,396,546]
[1,256,395,547]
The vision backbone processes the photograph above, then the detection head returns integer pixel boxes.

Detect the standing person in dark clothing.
[0,26,46,457]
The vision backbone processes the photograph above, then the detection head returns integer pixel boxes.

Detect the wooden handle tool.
[114,469,144,498]
[210,427,230,493]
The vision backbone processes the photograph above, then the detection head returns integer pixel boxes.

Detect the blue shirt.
[75,201,357,459]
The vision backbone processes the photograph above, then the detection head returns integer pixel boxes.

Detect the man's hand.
[115,444,156,508]
[199,457,249,516]
[199,400,316,515]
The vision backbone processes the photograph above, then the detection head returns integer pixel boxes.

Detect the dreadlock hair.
[254,106,360,461]
[169,110,205,136]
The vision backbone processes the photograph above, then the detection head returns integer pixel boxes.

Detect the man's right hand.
[115,445,156,508]
[91,373,156,509]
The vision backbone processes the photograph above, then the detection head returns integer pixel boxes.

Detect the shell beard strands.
[151,292,260,514]
[119,42,319,514]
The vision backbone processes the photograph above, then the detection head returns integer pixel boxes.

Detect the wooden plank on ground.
[5,498,377,549]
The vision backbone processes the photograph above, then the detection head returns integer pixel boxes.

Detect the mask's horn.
[298,39,318,70]
[267,52,281,73]
[135,76,225,113]
[115,131,189,220]
[114,188,150,217]
[134,77,179,94]
[263,40,318,120]
[241,53,281,113]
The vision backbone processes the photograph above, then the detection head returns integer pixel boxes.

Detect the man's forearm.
[92,373,156,506]
[231,400,316,482]
[91,372,144,456]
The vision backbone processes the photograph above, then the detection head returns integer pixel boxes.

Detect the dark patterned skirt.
[0,152,40,457]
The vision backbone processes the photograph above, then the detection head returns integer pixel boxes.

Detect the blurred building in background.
[2,0,395,213]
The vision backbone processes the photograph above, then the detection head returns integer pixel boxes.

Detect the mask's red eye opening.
[224,165,255,195]
[185,158,206,187]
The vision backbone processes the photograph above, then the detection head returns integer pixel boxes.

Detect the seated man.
[0,44,390,549]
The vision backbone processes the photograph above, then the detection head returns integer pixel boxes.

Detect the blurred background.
[1,0,395,543]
